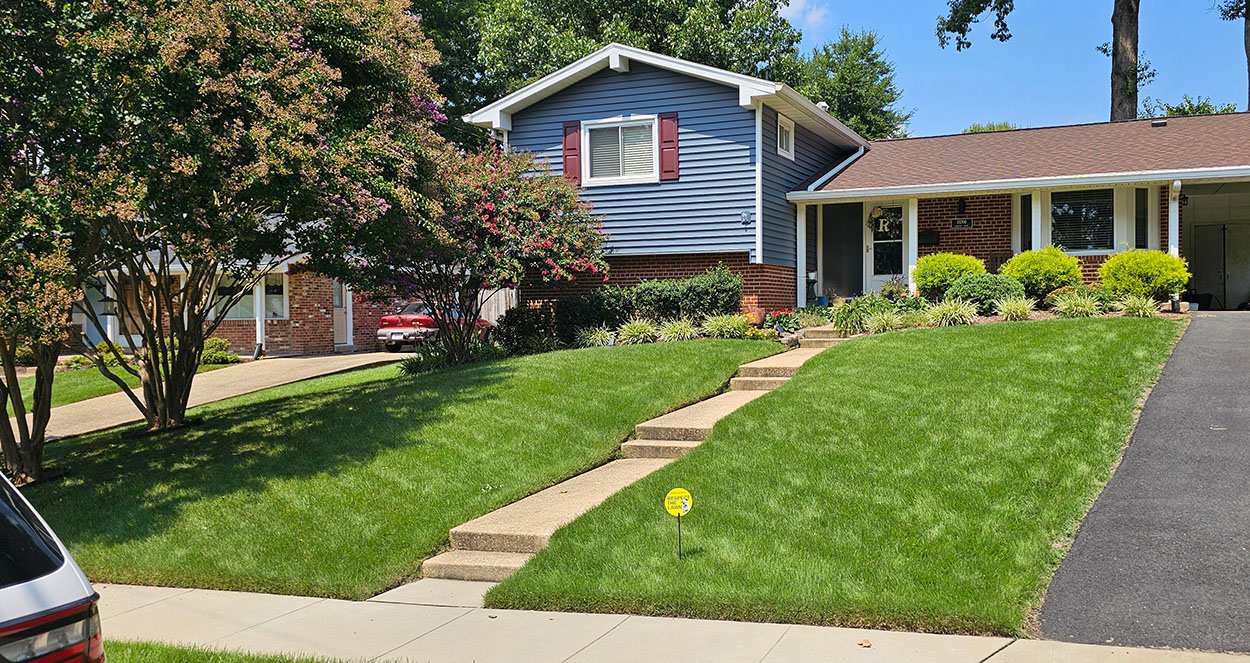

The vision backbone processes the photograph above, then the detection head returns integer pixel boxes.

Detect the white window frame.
[776,114,795,161]
[1048,187,1118,256]
[580,115,660,186]
[260,272,290,321]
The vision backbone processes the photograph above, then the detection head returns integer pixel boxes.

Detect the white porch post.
[905,198,919,295]
[104,282,118,343]
[253,280,265,350]
[345,284,355,346]
[1031,190,1044,251]
[815,204,824,298]
[1168,180,1181,257]
[796,203,808,307]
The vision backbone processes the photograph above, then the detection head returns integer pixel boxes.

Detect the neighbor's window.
[1050,189,1114,252]
[217,276,254,320]
[217,273,287,319]
[1135,188,1150,249]
[587,121,654,181]
[263,273,287,319]
[1020,193,1033,252]
[777,114,795,160]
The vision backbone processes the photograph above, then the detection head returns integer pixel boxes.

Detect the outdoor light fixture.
[957,198,968,215]
[740,211,751,226]
[97,295,119,317]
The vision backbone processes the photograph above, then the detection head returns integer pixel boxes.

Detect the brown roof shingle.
[814,113,1250,193]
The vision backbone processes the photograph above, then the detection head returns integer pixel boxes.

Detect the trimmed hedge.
[914,253,986,300]
[999,246,1082,300]
[944,273,1025,315]
[1098,250,1191,299]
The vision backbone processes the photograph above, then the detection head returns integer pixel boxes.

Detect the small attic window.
[777,114,795,161]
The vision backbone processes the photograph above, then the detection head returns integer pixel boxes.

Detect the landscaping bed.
[485,317,1184,636]
[26,340,779,599]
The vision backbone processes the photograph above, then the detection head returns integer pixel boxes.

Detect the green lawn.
[107,642,333,663]
[26,340,778,599]
[486,318,1184,636]
[18,363,228,410]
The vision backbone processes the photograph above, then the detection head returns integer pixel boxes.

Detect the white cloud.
[781,0,831,32]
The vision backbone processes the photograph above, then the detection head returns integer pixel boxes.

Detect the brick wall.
[519,252,798,313]
[209,270,341,357]
[917,195,1013,270]
[1160,186,1184,255]
[352,293,403,351]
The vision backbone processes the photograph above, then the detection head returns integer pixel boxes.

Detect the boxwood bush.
[999,246,1082,300]
[632,264,742,321]
[1098,250,1191,299]
[944,273,1025,315]
[495,305,554,355]
[913,253,986,300]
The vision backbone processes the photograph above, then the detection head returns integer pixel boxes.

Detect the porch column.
[253,279,265,350]
[905,198,919,295]
[815,204,824,297]
[796,203,807,307]
[1031,190,1044,251]
[104,282,118,343]
[1168,180,1181,257]
[345,284,354,346]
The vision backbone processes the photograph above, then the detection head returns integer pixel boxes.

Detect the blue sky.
[780,1,1248,137]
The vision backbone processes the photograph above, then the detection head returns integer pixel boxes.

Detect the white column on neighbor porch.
[253,280,265,349]
[1031,190,1044,251]
[104,281,118,343]
[796,203,808,307]
[815,204,824,297]
[1168,180,1182,257]
[905,198,919,295]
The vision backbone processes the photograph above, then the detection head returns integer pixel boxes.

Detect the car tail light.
[0,600,104,663]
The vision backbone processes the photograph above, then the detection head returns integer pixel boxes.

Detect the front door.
[1193,225,1226,309]
[864,204,904,294]
[332,280,349,345]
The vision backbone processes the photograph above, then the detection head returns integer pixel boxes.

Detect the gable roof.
[790,113,1250,200]
[464,43,869,150]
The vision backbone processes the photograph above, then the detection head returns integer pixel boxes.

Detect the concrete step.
[799,337,844,349]
[803,325,846,339]
[621,439,701,459]
[737,348,826,378]
[449,458,672,553]
[729,376,789,391]
[634,390,766,441]
[422,550,533,583]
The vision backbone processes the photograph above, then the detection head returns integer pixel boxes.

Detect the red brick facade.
[519,251,798,313]
[917,194,1014,271]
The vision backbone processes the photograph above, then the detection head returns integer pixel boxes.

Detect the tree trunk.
[0,339,59,483]
[1110,0,1141,121]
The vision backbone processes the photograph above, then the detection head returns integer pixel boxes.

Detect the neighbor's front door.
[332,280,349,345]
[864,204,904,294]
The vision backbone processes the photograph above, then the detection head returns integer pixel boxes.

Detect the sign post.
[664,488,692,560]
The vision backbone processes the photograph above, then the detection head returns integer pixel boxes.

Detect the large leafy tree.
[936,0,1145,121]
[1142,94,1238,116]
[796,28,912,139]
[1218,1,1248,108]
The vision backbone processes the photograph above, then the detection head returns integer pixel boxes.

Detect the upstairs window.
[1051,189,1114,252]
[777,114,795,160]
[585,119,655,183]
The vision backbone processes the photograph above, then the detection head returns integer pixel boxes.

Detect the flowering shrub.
[764,309,801,333]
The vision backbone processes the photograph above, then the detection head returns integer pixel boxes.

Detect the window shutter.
[562,121,581,185]
[658,112,679,180]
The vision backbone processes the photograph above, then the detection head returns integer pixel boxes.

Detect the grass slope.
[107,642,335,663]
[18,363,226,410]
[27,340,777,599]
[486,318,1184,635]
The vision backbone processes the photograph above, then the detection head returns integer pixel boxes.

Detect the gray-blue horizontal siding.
[760,105,846,267]
[508,63,757,259]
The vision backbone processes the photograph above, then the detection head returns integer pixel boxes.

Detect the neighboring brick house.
[468,44,1250,311]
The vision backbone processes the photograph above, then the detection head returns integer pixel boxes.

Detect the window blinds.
[1050,189,1114,251]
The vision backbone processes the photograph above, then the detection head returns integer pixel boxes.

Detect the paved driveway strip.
[14,352,399,439]
[1041,312,1250,652]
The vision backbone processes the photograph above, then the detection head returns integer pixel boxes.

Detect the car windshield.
[0,479,64,589]
[399,303,430,315]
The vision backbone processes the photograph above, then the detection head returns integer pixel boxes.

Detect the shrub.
[1098,250,1192,299]
[879,275,908,298]
[399,341,505,375]
[575,326,615,347]
[898,311,931,329]
[831,293,894,335]
[702,314,753,339]
[864,310,903,334]
[200,338,240,365]
[630,279,684,321]
[1043,283,1114,310]
[914,253,987,300]
[994,296,1036,322]
[892,295,932,313]
[927,299,978,326]
[764,309,800,333]
[616,318,658,344]
[999,246,1082,300]
[656,318,700,342]
[494,306,554,355]
[1051,291,1103,318]
[14,344,36,366]
[944,273,1025,315]
[553,287,631,344]
[1116,294,1161,318]
[632,264,743,321]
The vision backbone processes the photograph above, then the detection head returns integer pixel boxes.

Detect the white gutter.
[788,164,1250,202]
[806,146,865,192]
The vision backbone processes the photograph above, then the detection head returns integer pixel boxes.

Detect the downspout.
[754,103,764,264]
[807,146,865,193]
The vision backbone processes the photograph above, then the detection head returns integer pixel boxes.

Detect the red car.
[377,302,493,352]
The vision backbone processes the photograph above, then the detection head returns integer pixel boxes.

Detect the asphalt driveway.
[1041,312,1250,652]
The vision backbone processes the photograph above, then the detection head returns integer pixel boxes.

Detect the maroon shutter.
[562,121,581,185]
[659,112,679,180]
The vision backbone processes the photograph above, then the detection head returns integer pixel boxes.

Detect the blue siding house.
[466,43,867,311]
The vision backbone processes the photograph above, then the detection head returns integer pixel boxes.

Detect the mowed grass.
[486,318,1184,635]
[107,642,335,663]
[26,340,778,599]
[18,363,227,410]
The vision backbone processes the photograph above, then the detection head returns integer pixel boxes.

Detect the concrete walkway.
[18,352,399,439]
[423,342,838,581]
[97,582,1249,662]
[1041,312,1250,652]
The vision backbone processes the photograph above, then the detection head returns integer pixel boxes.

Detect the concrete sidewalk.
[16,352,399,439]
[98,582,1248,662]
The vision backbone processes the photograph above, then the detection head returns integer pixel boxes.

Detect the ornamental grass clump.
[927,299,978,327]
[702,314,753,339]
[1051,291,1103,318]
[864,311,904,334]
[831,293,894,335]
[994,296,1036,322]
[616,318,658,344]
[1116,295,1161,318]
[575,325,615,347]
[899,311,932,329]
[656,318,700,342]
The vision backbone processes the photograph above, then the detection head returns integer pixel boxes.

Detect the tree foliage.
[1217,0,1249,108]
[1142,94,1238,117]
[962,121,1019,133]
[935,0,1016,50]
[796,28,912,139]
